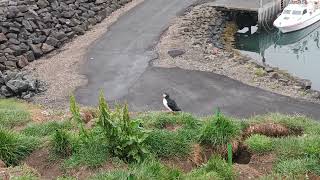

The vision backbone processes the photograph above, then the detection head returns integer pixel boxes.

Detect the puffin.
[162,93,181,112]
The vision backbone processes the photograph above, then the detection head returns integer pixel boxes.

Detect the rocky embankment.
[0,0,131,98]
[0,70,46,99]
[155,3,320,102]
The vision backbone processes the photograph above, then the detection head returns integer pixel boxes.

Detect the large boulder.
[6,79,29,94]
[0,33,8,43]
[41,43,55,54]
[29,44,43,58]
[168,49,186,58]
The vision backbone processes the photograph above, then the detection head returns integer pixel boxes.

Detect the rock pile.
[0,70,46,99]
[0,0,131,70]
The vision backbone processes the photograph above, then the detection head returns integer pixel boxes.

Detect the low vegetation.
[0,98,319,179]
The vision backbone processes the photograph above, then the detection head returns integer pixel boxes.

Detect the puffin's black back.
[166,97,181,111]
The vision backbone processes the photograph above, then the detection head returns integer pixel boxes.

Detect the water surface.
[234,21,320,91]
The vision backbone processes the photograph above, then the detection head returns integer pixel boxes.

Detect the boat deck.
[207,0,278,12]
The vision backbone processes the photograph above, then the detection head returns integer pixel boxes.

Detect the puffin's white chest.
[163,98,172,111]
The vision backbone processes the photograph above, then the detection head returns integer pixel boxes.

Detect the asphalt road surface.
[75,0,320,118]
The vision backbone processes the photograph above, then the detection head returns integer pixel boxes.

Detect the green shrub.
[0,128,38,166]
[96,93,149,163]
[145,129,191,158]
[245,134,274,154]
[22,121,72,137]
[199,110,240,146]
[186,155,235,180]
[51,129,72,158]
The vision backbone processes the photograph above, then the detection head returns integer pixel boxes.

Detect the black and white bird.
[162,93,181,112]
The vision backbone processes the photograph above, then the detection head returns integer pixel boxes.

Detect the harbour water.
[234,20,320,91]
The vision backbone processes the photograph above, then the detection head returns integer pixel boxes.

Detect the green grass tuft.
[64,131,109,168]
[139,112,200,130]
[0,99,31,129]
[22,120,73,138]
[51,129,73,158]
[274,158,309,176]
[199,113,240,146]
[0,128,39,166]
[90,159,182,180]
[245,134,274,154]
[145,129,192,158]
[186,155,235,180]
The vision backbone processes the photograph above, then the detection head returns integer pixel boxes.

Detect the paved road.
[75,0,320,119]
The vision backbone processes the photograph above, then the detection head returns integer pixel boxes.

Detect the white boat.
[273,0,320,33]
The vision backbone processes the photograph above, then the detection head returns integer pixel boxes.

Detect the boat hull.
[275,12,320,33]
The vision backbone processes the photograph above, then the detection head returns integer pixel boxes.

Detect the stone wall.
[0,0,131,70]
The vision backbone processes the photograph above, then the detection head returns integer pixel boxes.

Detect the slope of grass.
[199,112,241,146]
[22,120,73,138]
[185,155,235,180]
[2,97,320,180]
[139,112,200,130]
[0,99,31,129]
[245,134,274,154]
[0,128,39,166]
[90,159,182,180]
[145,129,192,158]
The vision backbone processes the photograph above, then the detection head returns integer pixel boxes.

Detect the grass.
[0,128,39,166]
[245,134,274,154]
[2,98,320,179]
[7,164,39,180]
[199,112,240,146]
[64,129,110,168]
[139,112,200,130]
[248,113,320,135]
[145,129,192,158]
[90,159,182,180]
[0,99,31,129]
[51,129,73,158]
[22,120,73,138]
[186,155,235,180]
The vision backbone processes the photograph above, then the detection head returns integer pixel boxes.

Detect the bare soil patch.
[24,148,63,179]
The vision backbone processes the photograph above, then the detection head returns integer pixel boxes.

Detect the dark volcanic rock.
[17,56,29,68]
[29,44,43,57]
[0,0,131,72]
[6,79,29,93]
[41,43,54,53]
[45,37,59,47]
[24,51,35,62]
[168,49,186,58]
[0,33,8,43]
